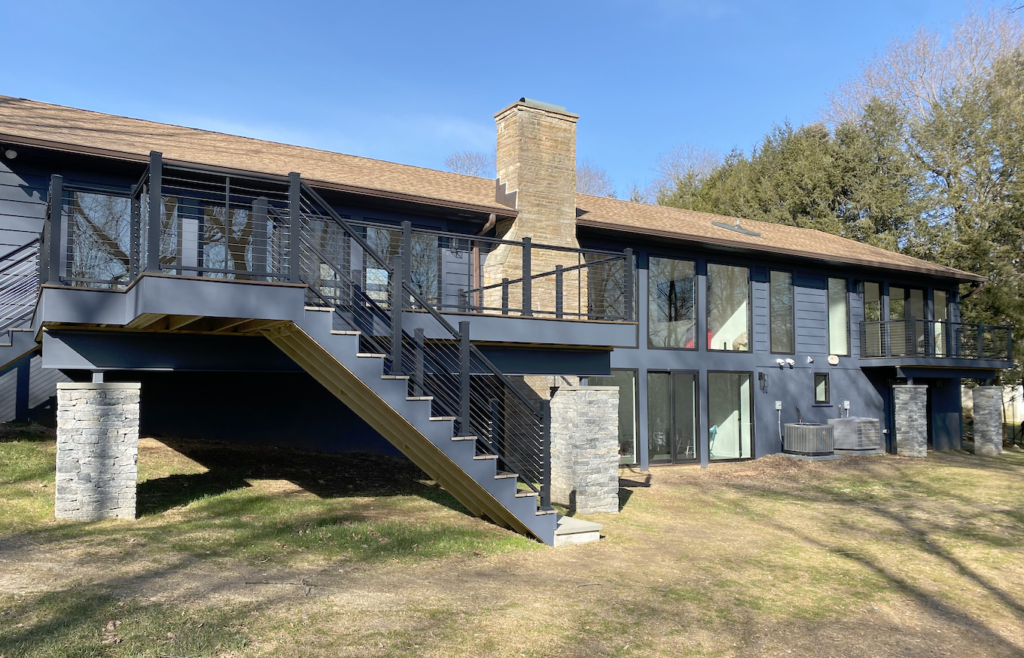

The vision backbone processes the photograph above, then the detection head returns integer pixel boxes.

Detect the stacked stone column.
[893,385,928,457]
[549,385,619,514]
[55,383,141,520]
[972,387,1004,456]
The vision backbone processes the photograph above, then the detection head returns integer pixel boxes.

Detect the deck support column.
[55,383,141,521]
[548,385,619,514]
[972,387,1004,456]
[893,384,928,457]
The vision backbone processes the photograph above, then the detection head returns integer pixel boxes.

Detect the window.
[814,373,830,404]
[587,252,637,321]
[707,263,750,351]
[707,372,753,460]
[889,286,925,355]
[588,370,639,464]
[770,271,794,353]
[827,277,849,356]
[934,290,950,356]
[648,257,697,349]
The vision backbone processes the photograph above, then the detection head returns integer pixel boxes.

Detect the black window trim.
[705,260,752,353]
[769,268,796,355]
[646,254,699,352]
[826,276,851,357]
[813,371,831,405]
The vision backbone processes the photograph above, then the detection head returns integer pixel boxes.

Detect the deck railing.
[860,319,1012,361]
[39,152,568,510]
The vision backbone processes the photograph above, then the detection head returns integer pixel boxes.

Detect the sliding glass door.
[588,370,639,465]
[647,371,699,464]
[707,372,753,461]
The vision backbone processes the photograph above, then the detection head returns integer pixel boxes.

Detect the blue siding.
[795,285,828,355]
[0,166,47,254]
[850,289,865,358]
[752,279,769,353]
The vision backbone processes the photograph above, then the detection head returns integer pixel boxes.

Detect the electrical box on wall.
[775,401,782,410]
[843,400,850,410]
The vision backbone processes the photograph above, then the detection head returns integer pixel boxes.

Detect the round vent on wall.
[827,355,840,366]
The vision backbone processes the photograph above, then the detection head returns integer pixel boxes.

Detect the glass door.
[707,372,753,461]
[647,371,699,464]
[888,287,925,355]
[588,370,639,465]
[934,290,950,356]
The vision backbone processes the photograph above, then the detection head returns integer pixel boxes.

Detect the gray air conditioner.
[784,423,834,457]
[828,417,883,455]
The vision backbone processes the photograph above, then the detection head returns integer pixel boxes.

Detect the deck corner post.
[252,196,268,282]
[146,152,162,273]
[413,328,425,397]
[47,174,63,284]
[521,237,533,317]
[555,265,564,319]
[390,255,404,375]
[288,172,301,283]
[540,398,552,510]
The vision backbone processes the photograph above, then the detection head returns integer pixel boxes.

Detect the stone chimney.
[493,98,579,248]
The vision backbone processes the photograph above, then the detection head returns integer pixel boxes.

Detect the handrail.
[299,183,393,275]
[860,319,1012,360]
[466,254,621,294]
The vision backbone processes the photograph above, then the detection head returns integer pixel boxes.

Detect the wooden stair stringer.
[263,324,542,539]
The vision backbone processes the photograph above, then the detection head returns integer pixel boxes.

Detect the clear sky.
[0,1,1009,195]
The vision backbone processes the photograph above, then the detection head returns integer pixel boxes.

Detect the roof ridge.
[0,95,494,184]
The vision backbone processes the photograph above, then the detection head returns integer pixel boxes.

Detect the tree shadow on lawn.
[136,436,471,518]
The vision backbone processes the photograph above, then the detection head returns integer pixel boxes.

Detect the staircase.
[0,239,40,370]
[268,183,558,544]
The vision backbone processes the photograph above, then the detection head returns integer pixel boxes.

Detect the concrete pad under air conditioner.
[782,453,842,462]
[554,516,602,547]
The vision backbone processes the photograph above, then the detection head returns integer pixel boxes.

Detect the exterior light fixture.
[776,358,786,368]
[2,148,16,159]
[785,358,796,368]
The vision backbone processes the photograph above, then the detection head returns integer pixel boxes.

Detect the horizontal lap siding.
[850,290,864,358]
[752,280,768,353]
[795,283,828,355]
[29,355,70,408]
[0,166,48,254]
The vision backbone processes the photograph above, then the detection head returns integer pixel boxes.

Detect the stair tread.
[473,454,498,460]
[304,306,333,312]
[514,491,538,498]
[451,435,477,441]
[356,353,385,358]
[495,471,518,479]
[381,375,410,380]
[535,509,557,516]
[406,396,434,401]
[429,416,457,421]
[330,330,361,336]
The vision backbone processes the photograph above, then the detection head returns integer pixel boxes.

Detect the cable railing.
[0,238,40,334]
[861,319,1012,360]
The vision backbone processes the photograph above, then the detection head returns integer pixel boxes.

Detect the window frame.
[826,276,851,357]
[646,369,701,465]
[813,372,831,405]
[646,254,699,351]
[705,261,752,353]
[769,269,796,355]
[587,368,641,465]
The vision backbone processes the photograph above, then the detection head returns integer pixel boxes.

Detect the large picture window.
[863,281,882,355]
[707,263,750,351]
[770,270,794,353]
[707,372,752,460]
[648,257,696,349]
[827,277,849,356]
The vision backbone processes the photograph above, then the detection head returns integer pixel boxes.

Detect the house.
[0,95,1012,546]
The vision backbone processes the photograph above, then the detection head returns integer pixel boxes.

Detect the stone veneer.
[549,385,619,514]
[893,385,928,457]
[55,383,141,520]
[972,387,1004,456]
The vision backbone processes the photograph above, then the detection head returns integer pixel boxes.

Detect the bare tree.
[443,151,494,178]
[825,4,1024,123]
[577,158,616,197]
[649,143,722,199]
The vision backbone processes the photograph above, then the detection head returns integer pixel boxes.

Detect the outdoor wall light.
[776,358,786,368]
[2,148,16,160]
[785,358,796,368]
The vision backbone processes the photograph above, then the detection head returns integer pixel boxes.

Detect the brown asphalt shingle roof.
[0,95,981,282]
[576,194,982,282]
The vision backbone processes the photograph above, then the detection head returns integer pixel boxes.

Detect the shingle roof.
[0,95,981,283]
[0,95,509,217]
[576,194,983,283]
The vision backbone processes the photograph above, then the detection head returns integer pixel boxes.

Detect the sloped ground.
[1,426,1023,657]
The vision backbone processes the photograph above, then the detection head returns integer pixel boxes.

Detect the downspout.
[471,213,497,310]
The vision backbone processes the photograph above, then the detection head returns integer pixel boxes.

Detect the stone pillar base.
[894,385,928,457]
[55,383,141,520]
[550,386,619,514]
[972,387,1003,456]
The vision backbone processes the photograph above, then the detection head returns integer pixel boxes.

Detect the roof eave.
[577,218,985,284]
[0,132,518,220]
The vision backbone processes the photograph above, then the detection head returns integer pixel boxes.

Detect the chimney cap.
[519,98,568,113]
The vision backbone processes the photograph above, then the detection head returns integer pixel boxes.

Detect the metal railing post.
[1006,327,1013,362]
[555,265,563,319]
[401,221,412,307]
[147,152,162,273]
[130,196,140,280]
[623,248,634,321]
[252,196,268,281]
[390,255,404,375]
[977,323,984,359]
[459,321,472,436]
[413,328,425,396]
[47,175,63,284]
[540,398,552,510]
[288,172,301,283]
[521,237,533,317]
[501,278,509,315]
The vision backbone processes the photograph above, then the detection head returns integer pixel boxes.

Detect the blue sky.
[0,1,1006,194]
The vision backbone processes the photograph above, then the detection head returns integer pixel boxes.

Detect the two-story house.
[0,95,1012,546]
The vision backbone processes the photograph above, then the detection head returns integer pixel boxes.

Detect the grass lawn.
[2,425,1023,657]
